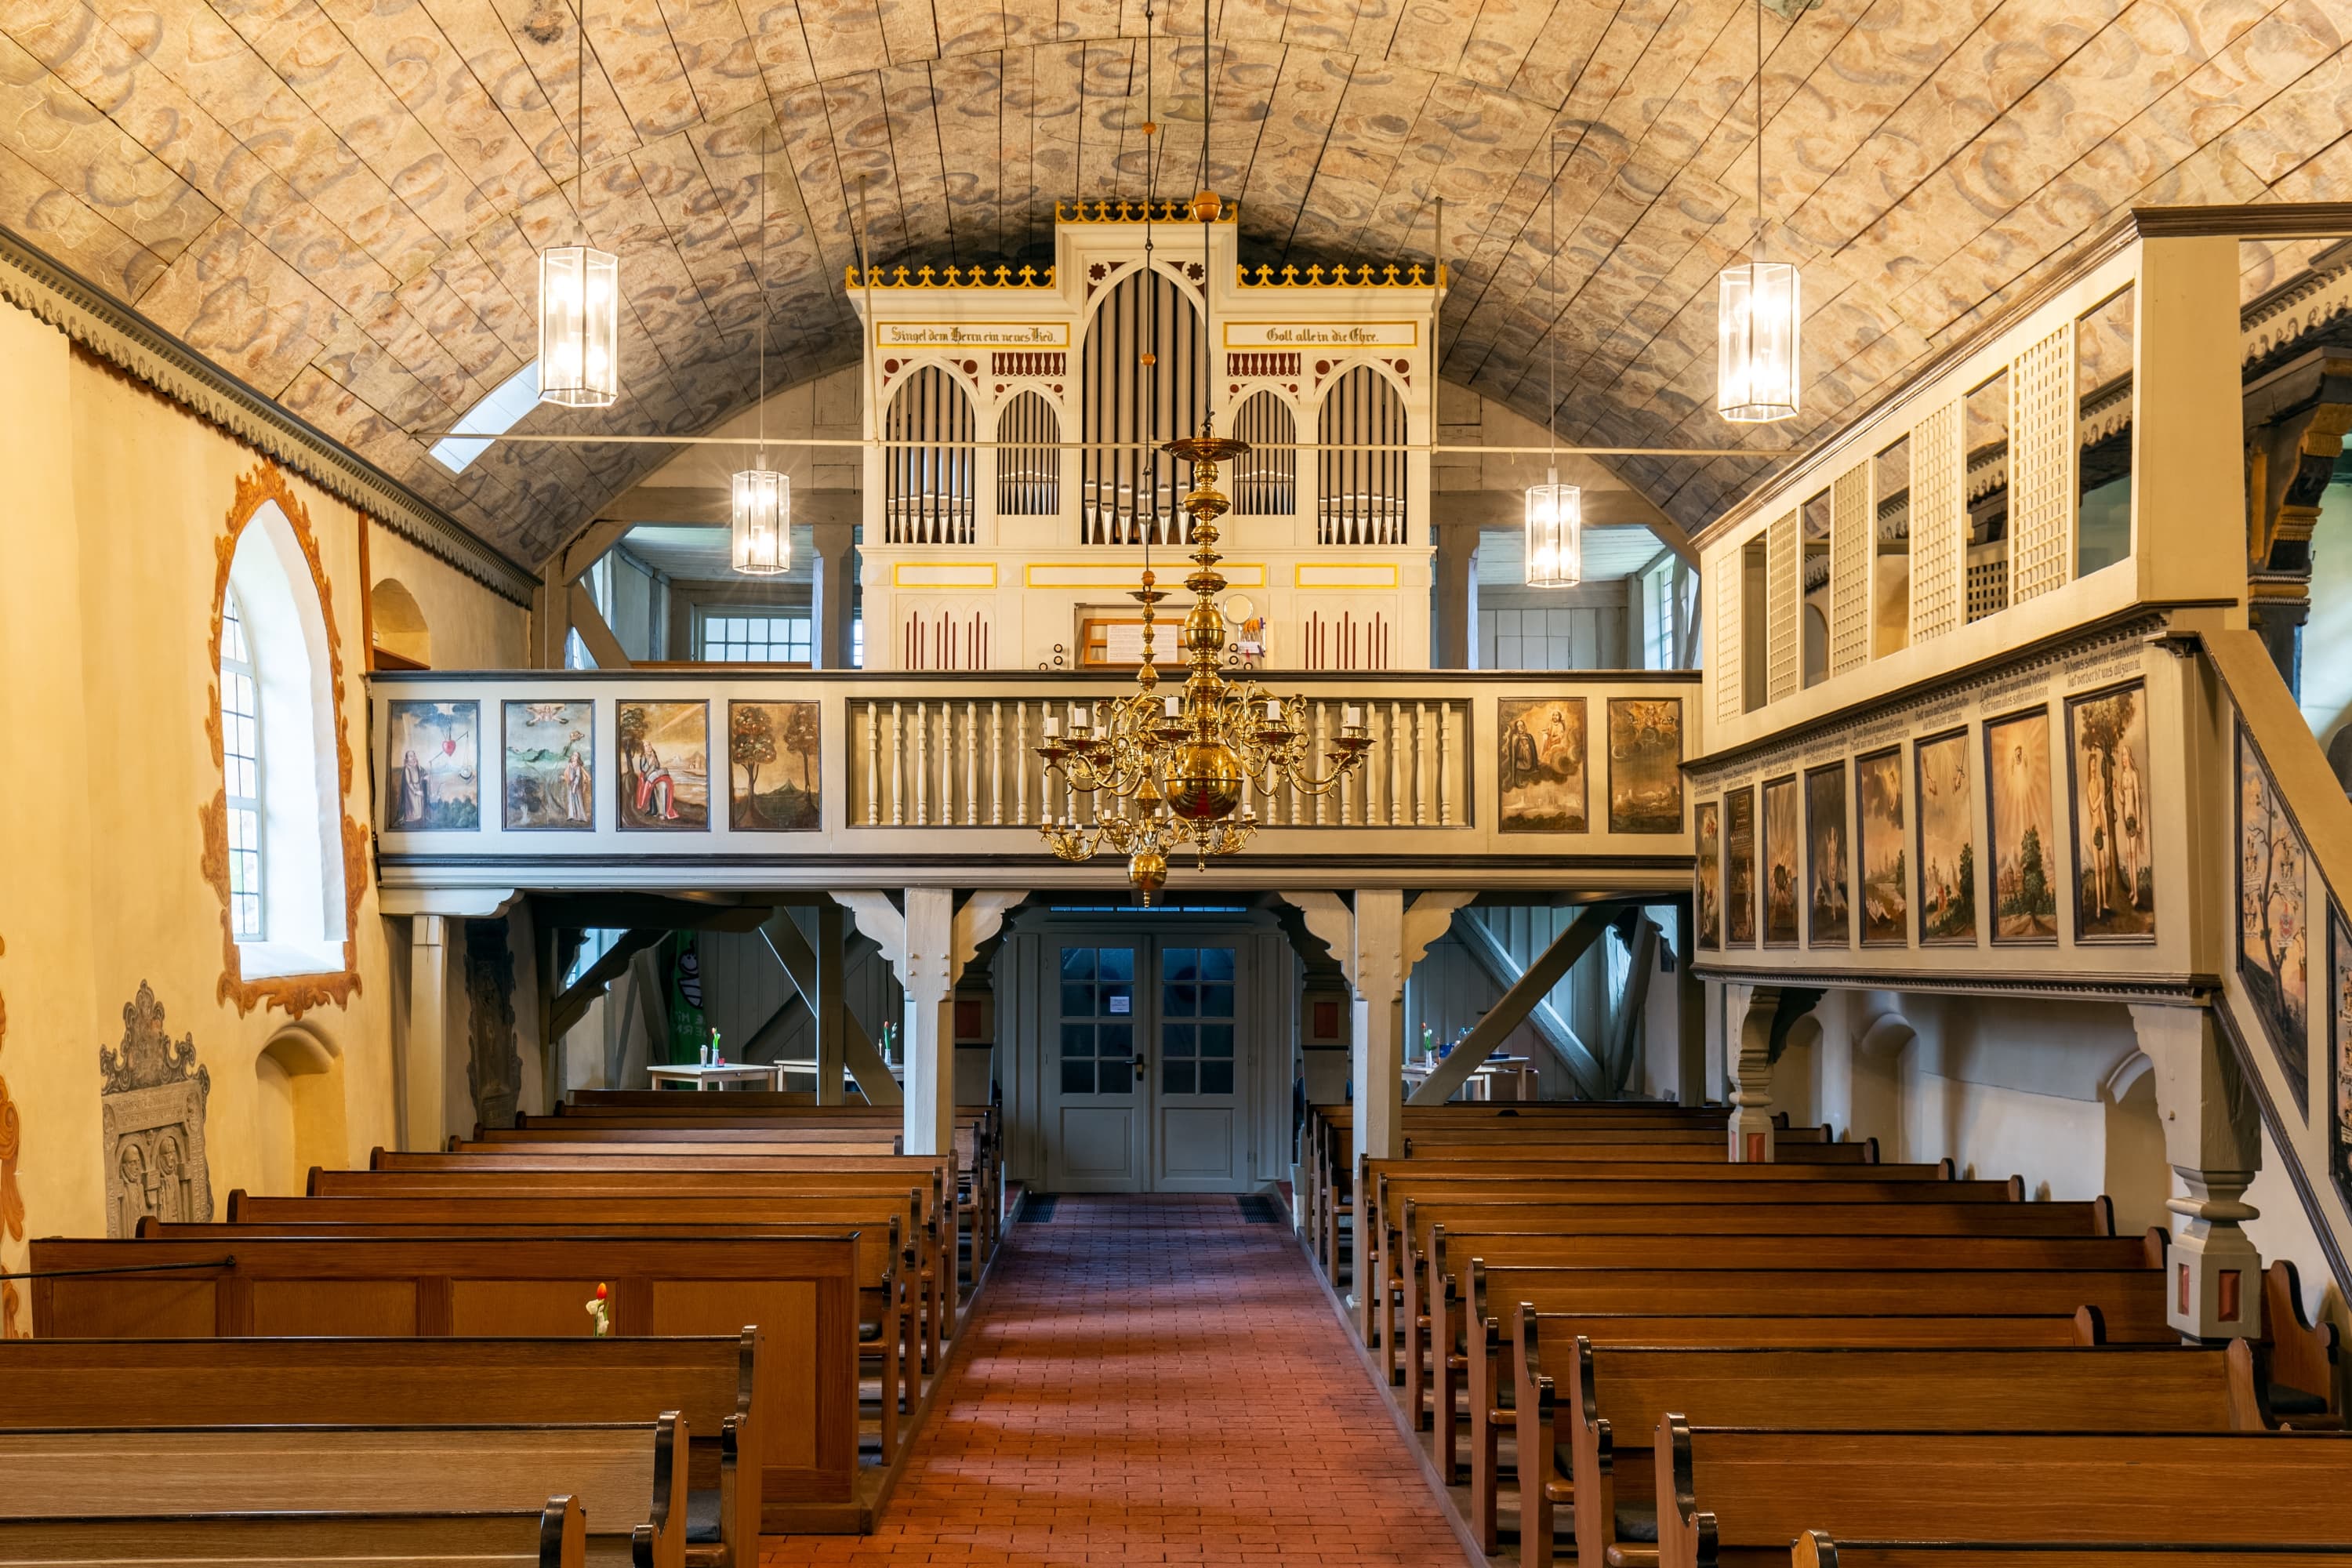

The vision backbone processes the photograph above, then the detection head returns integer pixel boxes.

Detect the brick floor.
[771,1194,1465,1568]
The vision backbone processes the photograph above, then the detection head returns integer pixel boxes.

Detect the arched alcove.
[252,1023,347,1196]
[224,495,348,980]
[2101,1050,2169,1235]
[370,577,431,669]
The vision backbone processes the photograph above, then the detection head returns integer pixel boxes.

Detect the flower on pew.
[586,1282,611,1337]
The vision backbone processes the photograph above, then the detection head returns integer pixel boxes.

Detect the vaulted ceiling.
[5,0,2346,571]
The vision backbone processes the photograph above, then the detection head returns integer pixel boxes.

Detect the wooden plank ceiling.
[2,0,2346,568]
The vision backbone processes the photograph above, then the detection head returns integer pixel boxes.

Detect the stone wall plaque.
[100,982,212,1237]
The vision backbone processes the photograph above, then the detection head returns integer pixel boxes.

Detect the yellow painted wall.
[0,301,526,1330]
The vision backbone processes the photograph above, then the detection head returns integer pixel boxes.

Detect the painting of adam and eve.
[1498,698,1588,833]
[618,701,710,831]
[503,701,593,830]
[1762,775,1799,946]
[385,700,478,831]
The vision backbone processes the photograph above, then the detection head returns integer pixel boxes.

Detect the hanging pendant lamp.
[1718,0,1798,423]
[732,129,790,575]
[1525,138,1581,588]
[539,0,619,409]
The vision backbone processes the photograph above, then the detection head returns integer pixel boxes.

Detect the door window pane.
[1157,946,1236,1098]
[1200,1023,1234,1057]
[1058,948,1138,1094]
[1200,1062,1234,1094]
[1062,1061,1094,1094]
[1163,1061,1196,1094]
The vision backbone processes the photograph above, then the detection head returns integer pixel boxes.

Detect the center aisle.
[779,1194,1466,1567]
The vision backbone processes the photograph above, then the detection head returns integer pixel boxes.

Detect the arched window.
[222,498,349,980]
[996,391,1061,515]
[1230,391,1296,516]
[220,590,264,938]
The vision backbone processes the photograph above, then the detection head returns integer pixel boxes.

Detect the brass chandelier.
[1034,411,1372,902]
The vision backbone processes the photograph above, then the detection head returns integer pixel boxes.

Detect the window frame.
[220,586,266,941]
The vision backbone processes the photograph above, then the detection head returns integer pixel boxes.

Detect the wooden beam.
[546,928,666,1042]
[1449,908,1605,1095]
[1600,915,1660,1096]
[568,581,632,669]
[1410,906,1615,1105]
[760,909,902,1106]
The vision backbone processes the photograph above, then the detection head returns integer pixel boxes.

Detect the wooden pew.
[0,1498,586,1568]
[1795,1531,2352,1568]
[146,1213,912,1458]
[27,1232,862,1530]
[0,1335,757,1558]
[1438,1240,2164,1498]
[1401,1218,2152,1445]
[1534,1342,2258,1568]
[0,1421,686,1568]
[1656,1424,2352,1568]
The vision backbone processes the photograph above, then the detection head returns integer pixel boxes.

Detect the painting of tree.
[2067,683,2155,941]
[729,700,821,831]
[1915,728,1976,944]
[2238,729,2308,1115]
[1987,706,2058,942]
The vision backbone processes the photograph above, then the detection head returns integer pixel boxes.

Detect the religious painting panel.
[1726,787,1758,946]
[1607,697,1684,834]
[1915,728,1976,945]
[2067,681,2155,941]
[1762,775,1799,946]
[1806,762,1850,947]
[1497,697,1587,833]
[503,700,593,831]
[2238,727,2309,1116]
[1856,746,1907,946]
[384,699,479,831]
[2331,902,2352,1210]
[1695,800,1722,949]
[1985,706,2059,943]
[729,700,822,831]
[617,701,710,832]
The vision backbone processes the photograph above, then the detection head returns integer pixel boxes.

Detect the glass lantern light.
[731,466,790,575]
[539,243,619,408]
[1717,258,1799,423]
[1524,472,1582,588]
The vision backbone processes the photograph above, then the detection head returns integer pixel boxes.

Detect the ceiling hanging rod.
[411,431,1799,456]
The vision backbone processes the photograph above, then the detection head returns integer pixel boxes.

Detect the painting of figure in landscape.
[2239,730,2308,1112]
[1726,788,1757,946]
[1607,698,1683,833]
[2067,683,2155,941]
[617,701,709,832]
[385,700,478,831]
[1497,698,1587,833]
[2332,906,2352,1207]
[729,701,822,831]
[1915,729,1975,944]
[1696,801,1722,949]
[1856,748,1906,946]
[503,701,593,830]
[1762,775,1799,946]
[1987,708,2058,943]
[1806,763,1850,947]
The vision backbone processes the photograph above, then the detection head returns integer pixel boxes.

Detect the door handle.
[1134,1058,1148,1081]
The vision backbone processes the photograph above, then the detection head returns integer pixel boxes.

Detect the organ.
[851,202,1441,671]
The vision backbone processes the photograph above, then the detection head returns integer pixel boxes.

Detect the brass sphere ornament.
[1128,845,1168,902]
[1164,739,1247,822]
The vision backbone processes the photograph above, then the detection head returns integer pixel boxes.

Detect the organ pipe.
[884,365,976,544]
[1080,266,1203,546]
[996,391,1060,516]
[1230,391,1296,516]
[1316,365,1407,546]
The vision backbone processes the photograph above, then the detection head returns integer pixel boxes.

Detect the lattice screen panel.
[2009,324,2074,605]
[1716,559,1744,724]
[1828,462,1872,675]
[1909,401,1962,643]
[1766,510,1799,702]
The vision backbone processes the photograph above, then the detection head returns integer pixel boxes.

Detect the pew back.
[0,1501,584,1568]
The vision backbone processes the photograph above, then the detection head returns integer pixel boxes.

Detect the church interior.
[5,0,2352,1562]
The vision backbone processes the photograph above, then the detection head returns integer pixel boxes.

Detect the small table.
[646,1062,787,1091]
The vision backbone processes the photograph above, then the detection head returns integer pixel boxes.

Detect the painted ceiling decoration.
[3,0,2345,572]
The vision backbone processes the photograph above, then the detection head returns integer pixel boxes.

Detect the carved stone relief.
[464,920,521,1131]
[100,982,212,1237]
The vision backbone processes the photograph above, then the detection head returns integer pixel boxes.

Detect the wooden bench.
[310,1171,955,1363]
[0,1335,757,1555]
[1657,1425,2352,1568]
[1436,1242,2165,1494]
[0,1421,686,1568]
[144,1213,912,1458]
[0,1499,585,1568]
[1530,1343,2259,1568]
[27,1232,862,1530]
[1795,1531,2352,1568]
[1401,1220,2156,1444]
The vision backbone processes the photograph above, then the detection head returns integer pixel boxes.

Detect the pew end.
[2262,1260,2342,1428]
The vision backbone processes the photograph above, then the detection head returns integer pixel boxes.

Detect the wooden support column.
[811,521,856,669]
[403,916,449,1151]
[1433,521,1480,668]
[2131,1004,2263,1340]
[1729,984,1822,1161]
[1408,905,1613,1105]
[758,907,900,1106]
[899,889,956,1157]
[814,901,848,1104]
[1673,900,1707,1106]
